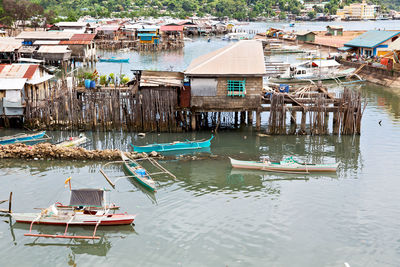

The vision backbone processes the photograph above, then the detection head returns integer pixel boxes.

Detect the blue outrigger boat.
[98,57,129,63]
[131,135,214,153]
[0,131,47,145]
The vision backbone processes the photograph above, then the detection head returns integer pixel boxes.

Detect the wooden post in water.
[191,112,196,130]
[290,109,297,134]
[240,111,246,125]
[256,109,261,131]
[234,112,239,126]
[299,110,306,135]
[333,103,339,134]
[247,111,253,125]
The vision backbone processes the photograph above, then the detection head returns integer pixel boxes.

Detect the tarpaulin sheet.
[69,189,104,207]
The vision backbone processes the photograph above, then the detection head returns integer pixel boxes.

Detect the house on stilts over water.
[183,40,267,130]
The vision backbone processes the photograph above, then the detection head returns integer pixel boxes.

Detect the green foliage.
[6,0,309,21]
[121,76,130,85]
[307,11,316,19]
[99,75,107,85]
[108,73,115,84]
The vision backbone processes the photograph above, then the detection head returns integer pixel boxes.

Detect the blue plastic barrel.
[84,79,91,89]
[90,80,96,89]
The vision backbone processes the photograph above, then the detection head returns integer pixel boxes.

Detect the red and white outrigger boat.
[12,188,136,240]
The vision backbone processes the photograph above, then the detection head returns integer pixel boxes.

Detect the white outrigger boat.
[229,157,339,173]
[270,60,355,83]
[56,133,88,147]
[12,188,136,239]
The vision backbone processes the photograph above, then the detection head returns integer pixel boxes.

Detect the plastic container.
[90,80,96,89]
[84,79,91,89]
[135,168,147,177]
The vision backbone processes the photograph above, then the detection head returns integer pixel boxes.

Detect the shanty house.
[55,22,88,33]
[160,25,184,43]
[0,64,53,117]
[179,21,198,35]
[0,37,22,63]
[96,25,121,40]
[59,34,96,62]
[327,25,343,36]
[342,30,400,57]
[296,31,316,42]
[137,28,160,44]
[184,40,266,110]
[37,45,71,62]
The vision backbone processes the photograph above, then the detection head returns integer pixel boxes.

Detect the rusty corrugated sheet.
[23,65,38,79]
[0,65,6,74]
[70,34,96,41]
[59,40,91,45]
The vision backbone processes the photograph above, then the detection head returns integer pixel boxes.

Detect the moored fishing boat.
[121,152,157,192]
[229,157,339,173]
[56,133,88,147]
[98,56,129,63]
[12,187,136,239]
[131,135,213,153]
[0,131,47,145]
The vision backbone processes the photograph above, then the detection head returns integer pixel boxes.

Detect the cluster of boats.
[1,131,339,240]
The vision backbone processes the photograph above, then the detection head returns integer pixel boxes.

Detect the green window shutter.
[227,80,246,97]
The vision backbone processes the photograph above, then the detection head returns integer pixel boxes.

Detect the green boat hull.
[122,162,156,192]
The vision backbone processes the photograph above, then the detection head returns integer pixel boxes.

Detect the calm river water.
[1,21,400,266]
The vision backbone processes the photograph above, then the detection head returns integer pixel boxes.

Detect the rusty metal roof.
[70,33,96,41]
[0,64,39,79]
[60,40,91,45]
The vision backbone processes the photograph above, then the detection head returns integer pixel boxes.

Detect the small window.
[302,70,306,74]
[227,80,246,97]
[297,71,302,75]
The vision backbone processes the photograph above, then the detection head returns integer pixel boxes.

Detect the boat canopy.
[311,60,340,68]
[69,189,104,207]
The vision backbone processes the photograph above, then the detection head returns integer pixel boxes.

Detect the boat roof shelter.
[69,189,104,207]
[343,30,400,57]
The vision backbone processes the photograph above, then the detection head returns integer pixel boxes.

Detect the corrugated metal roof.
[138,33,157,37]
[37,45,70,53]
[70,33,96,41]
[59,40,91,45]
[0,78,27,90]
[33,40,60,45]
[97,25,120,31]
[295,31,316,36]
[0,42,22,52]
[0,64,39,79]
[26,74,54,85]
[185,40,266,76]
[16,31,74,40]
[56,22,87,27]
[160,25,184,32]
[140,71,183,87]
[137,28,157,32]
[345,30,400,48]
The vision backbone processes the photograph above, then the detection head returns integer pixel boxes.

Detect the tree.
[308,10,316,19]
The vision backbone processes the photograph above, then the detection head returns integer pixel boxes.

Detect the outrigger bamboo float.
[131,135,213,153]
[229,157,339,173]
[100,152,177,192]
[56,133,88,147]
[11,187,136,239]
[0,131,50,145]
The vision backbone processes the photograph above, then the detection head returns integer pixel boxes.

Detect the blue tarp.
[137,33,157,37]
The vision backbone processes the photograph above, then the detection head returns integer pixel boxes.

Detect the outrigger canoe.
[12,188,135,239]
[131,135,213,153]
[56,133,87,147]
[121,152,156,192]
[0,131,47,145]
[99,57,129,63]
[229,156,338,173]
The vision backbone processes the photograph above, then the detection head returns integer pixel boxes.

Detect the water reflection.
[11,221,136,257]
[361,84,400,120]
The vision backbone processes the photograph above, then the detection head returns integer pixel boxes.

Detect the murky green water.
[0,83,400,267]
[2,24,400,265]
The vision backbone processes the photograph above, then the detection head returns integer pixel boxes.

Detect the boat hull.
[99,58,129,63]
[12,213,135,226]
[132,135,213,153]
[121,152,157,192]
[0,131,46,145]
[229,158,338,172]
